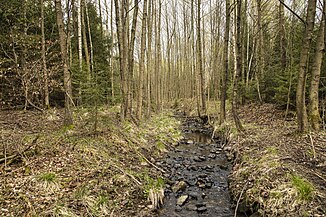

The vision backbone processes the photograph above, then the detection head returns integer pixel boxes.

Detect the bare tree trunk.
[22,0,28,110]
[128,0,139,117]
[255,0,263,103]
[136,0,147,120]
[232,0,244,131]
[197,0,206,116]
[111,0,115,102]
[279,1,287,70]
[84,0,94,75]
[77,0,83,74]
[55,0,73,126]
[220,0,230,124]
[114,0,128,121]
[296,0,317,132]
[81,1,91,79]
[146,0,153,117]
[41,0,49,108]
[309,0,325,130]
[156,0,162,111]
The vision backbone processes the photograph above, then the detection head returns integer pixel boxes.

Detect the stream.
[156,117,237,217]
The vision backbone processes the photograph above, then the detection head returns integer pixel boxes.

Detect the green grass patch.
[291,175,314,201]
[38,172,56,182]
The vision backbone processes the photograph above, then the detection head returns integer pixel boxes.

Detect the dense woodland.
[1,0,326,216]
[0,0,325,132]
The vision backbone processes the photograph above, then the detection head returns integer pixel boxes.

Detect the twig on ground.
[137,152,165,173]
[309,132,316,159]
[314,171,326,182]
[0,135,39,164]
[234,182,248,217]
[112,164,142,186]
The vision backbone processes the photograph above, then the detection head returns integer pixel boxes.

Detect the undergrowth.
[0,108,182,216]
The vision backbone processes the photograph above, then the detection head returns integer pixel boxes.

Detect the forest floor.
[0,107,182,216]
[226,103,326,216]
[0,103,325,217]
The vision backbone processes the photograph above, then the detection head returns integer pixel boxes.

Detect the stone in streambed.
[187,140,194,144]
[175,205,182,212]
[208,153,216,159]
[220,164,228,170]
[176,195,189,206]
[205,182,212,188]
[197,206,207,212]
[172,181,187,193]
[188,191,199,199]
[186,204,198,211]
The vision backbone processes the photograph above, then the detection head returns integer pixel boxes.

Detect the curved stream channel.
[156,117,238,217]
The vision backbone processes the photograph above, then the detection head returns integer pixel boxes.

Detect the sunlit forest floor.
[0,103,325,216]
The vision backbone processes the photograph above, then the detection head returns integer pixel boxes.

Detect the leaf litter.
[0,107,182,216]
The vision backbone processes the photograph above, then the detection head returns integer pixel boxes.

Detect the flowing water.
[156,117,237,217]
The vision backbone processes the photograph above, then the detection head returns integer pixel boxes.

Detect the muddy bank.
[155,117,238,217]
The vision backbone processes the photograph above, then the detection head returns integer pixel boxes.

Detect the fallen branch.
[309,132,316,159]
[0,136,39,164]
[137,152,165,173]
[112,164,142,186]
[234,182,248,217]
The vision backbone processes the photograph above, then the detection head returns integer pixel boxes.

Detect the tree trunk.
[296,0,317,132]
[41,0,49,108]
[111,0,115,102]
[146,0,153,117]
[136,0,148,120]
[232,0,244,131]
[279,1,287,70]
[255,0,263,103]
[309,0,325,130]
[128,0,139,117]
[220,0,230,124]
[197,0,206,116]
[77,0,83,74]
[84,0,94,75]
[81,1,91,79]
[114,0,128,121]
[55,0,73,126]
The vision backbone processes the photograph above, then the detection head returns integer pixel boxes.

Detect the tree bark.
[136,0,148,120]
[128,0,139,117]
[84,0,94,75]
[55,0,73,126]
[77,0,83,74]
[197,0,206,116]
[279,1,287,70]
[309,0,325,130]
[255,0,263,103]
[296,0,317,132]
[81,1,91,79]
[114,0,128,121]
[220,0,230,124]
[232,0,244,131]
[41,0,49,108]
[146,0,153,117]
